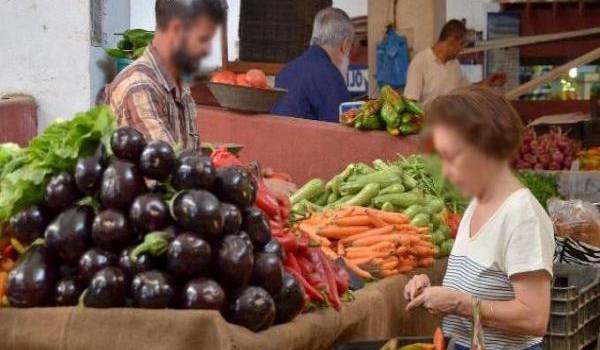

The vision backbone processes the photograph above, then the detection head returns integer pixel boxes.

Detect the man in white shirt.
[404,19,506,105]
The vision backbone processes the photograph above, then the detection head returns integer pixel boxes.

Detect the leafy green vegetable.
[106,29,154,60]
[0,143,23,170]
[516,171,560,211]
[0,106,117,232]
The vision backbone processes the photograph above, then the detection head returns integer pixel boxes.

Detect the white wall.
[0,0,92,131]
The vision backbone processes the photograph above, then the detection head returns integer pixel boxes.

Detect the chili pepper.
[306,272,327,291]
[296,233,309,253]
[284,252,302,274]
[255,182,280,218]
[334,264,349,295]
[276,232,297,253]
[284,266,324,303]
[210,146,242,168]
[307,248,335,308]
[2,245,16,261]
[318,249,341,310]
[297,255,315,276]
[270,220,283,231]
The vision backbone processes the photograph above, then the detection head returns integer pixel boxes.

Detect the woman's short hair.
[426,86,523,160]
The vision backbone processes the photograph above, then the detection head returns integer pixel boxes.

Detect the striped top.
[442,188,555,350]
[105,46,199,151]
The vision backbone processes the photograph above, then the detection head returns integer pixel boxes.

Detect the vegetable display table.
[0,260,447,350]
[196,106,425,184]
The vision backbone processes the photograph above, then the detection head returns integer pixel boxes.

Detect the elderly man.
[404,19,506,105]
[271,7,353,122]
[106,0,227,150]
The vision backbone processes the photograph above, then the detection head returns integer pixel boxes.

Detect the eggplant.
[171,154,216,191]
[171,190,223,240]
[250,253,283,295]
[9,205,48,244]
[110,127,146,162]
[139,140,175,181]
[55,276,84,306]
[129,194,170,233]
[220,203,242,235]
[228,286,275,332]
[131,270,175,308]
[74,144,106,194]
[45,205,94,265]
[216,234,254,290]
[273,272,305,324]
[182,278,226,310]
[118,246,159,279]
[92,209,133,253]
[214,168,256,209]
[237,231,254,251]
[7,245,57,307]
[261,239,284,260]
[100,159,145,210]
[83,266,128,308]
[44,172,80,210]
[79,248,117,282]
[167,233,212,279]
[242,207,272,248]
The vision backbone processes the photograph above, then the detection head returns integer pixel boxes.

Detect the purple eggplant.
[100,159,145,210]
[9,205,49,245]
[273,272,305,324]
[83,267,128,308]
[74,144,106,194]
[45,172,80,209]
[242,207,272,248]
[55,276,84,306]
[261,239,285,260]
[110,127,146,162]
[228,286,275,332]
[92,209,133,253]
[167,233,212,279]
[171,154,216,191]
[250,253,283,295]
[171,190,224,240]
[79,248,117,282]
[220,203,242,235]
[139,140,175,181]
[214,167,256,209]
[182,278,226,310]
[131,270,175,308]
[216,234,254,291]
[129,194,170,233]
[7,245,57,307]
[44,205,94,266]
[118,246,160,279]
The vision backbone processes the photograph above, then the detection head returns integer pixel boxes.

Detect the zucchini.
[341,183,380,207]
[326,192,338,205]
[438,223,452,239]
[381,202,396,212]
[314,189,331,206]
[372,192,424,209]
[339,169,402,196]
[325,195,354,209]
[431,230,446,246]
[402,173,418,190]
[431,213,442,229]
[425,198,445,214]
[379,183,405,195]
[403,204,424,219]
[290,179,325,205]
[410,213,430,227]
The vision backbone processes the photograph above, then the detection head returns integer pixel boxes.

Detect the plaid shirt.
[105,46,199,150]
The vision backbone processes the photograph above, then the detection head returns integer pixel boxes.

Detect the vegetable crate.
[544,264,600,350]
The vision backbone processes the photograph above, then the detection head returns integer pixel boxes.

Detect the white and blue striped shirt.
[442,189,555,350]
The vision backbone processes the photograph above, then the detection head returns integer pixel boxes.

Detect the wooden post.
[505,46,600,100]
[220,21,228,70]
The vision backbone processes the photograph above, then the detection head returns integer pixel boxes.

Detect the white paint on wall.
[0,0,92,132]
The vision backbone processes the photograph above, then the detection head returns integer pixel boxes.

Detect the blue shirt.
[271,46,350,123]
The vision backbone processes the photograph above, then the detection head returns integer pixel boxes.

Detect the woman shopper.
[404,86,554,350]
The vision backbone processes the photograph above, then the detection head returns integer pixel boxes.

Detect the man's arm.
[115,85,175,144]
[403,59,423,102]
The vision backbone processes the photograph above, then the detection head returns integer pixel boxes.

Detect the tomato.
[236,73,251,87]
[210,70,236,85]
[246,69,268,89]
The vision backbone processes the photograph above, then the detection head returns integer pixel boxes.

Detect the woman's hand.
[406,286,470,316]
[403,274,431,301]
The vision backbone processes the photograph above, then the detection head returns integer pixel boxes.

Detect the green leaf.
[105,48,127,58]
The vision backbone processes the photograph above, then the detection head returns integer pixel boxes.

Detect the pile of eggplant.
[6,127,305,332]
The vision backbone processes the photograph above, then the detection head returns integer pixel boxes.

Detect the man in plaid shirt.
[106,0,227,151]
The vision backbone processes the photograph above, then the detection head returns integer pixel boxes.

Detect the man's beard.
[338,55,350,82]
[174,47,203,75]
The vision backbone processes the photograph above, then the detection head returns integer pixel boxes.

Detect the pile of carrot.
[295,207,435,279]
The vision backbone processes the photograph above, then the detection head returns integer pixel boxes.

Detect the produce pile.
[296,207,437,280]
[211,69,271,90]
[290,156,465,258]
[577,147,600,170]
[513,126,581,170]
[0,109,309,333]
[340,86,424,136]
[516,171,561,211]
[105,29,154,60]
[379,328,445,350]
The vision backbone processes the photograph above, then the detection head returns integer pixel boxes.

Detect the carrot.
[298,223,332,246]
[397,264,414,273]
[0,258,15,272]
[318,225,371,239]
[381,268,399,277]
[411,245,435,257]
[370,241,395,251]
[352,234,407,247]
[335,215,371,227]
[417,226,430,234]
[342,257,373,279]
[366,210,388,228]
[417,257,435,268]
[381,258,399,270]
[347,256,373,265]
[321,246,339,260]
[337,240,345,256]
[345,246,376,253]
[0,271,8,298]
[434,327,445,350]
[346,206,367,215]
[374,211,409,224]
[341,225,395,244]
[396,246,409,255]
[346,249,393,260]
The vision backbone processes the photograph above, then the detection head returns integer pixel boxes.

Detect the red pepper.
[317,249,341,310]
[306,272,327,291]
[2,244,16,260]
[276,232,297,253]
[307,248,336,308]
[334,264,349,295]
[284,266,324,303]
[210,147,242,168]
[270,220,283,231]
[284,252,302,274]
[297,255,315,276]
[296,233,309,253]
[255,182,280,219]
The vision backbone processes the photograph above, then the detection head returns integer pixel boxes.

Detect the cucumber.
[342,183,380,207]
[438,223,452,239]
[327,192,338,205]
[410,213,430,227]
[425,198,445,215]
[325,195,354,209]
[431,230,446,246]
[314,189,331,206]
[379,183,405,195]
[372,192,424,209]
[290,179,325,205]
[381,202,396,212]
[431,213,442,229]
[403,204,424,219]
[339,169,402,196]
[402,173,418,190]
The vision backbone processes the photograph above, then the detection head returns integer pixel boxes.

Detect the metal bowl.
[205,82,287,113]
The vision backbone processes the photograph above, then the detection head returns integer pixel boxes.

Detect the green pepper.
[361,115,384,130]
[404,98,424,116]
[117,38,133,51]
[381,103,400,128]
[400,113,413,124]
[354,115,365,129]
[386,126,399,136]
[105,48,127,59]
[399,124,419,136]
